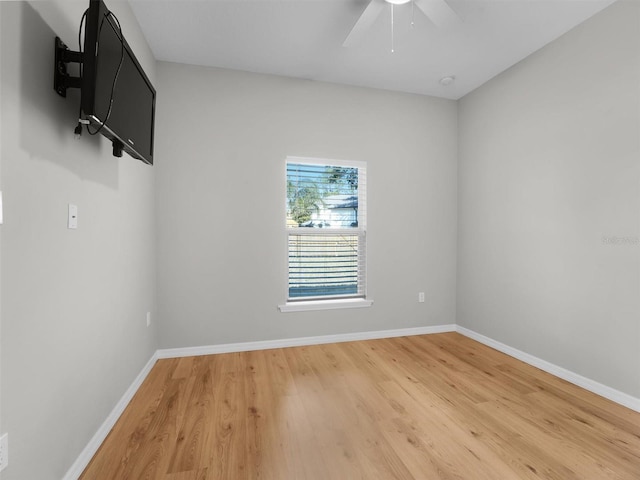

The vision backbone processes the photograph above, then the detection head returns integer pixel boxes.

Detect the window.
[279,157,371,312]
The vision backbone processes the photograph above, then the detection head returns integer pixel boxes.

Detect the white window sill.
[278,298,373,313]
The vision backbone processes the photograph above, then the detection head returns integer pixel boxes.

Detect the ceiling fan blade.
[414,0,460,28]
[343,0,385,47]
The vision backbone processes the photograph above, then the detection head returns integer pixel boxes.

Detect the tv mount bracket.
[54,37,82,98]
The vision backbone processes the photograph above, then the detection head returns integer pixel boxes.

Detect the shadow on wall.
[17,1,119,189]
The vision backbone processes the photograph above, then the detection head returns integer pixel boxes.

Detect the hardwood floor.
[80,333,640,479]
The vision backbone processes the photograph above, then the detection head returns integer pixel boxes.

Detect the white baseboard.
[455,326,640,413]
[157,324,457,359]
[62,352,159,480]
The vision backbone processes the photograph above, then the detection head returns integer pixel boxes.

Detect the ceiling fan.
[343,0,460,47]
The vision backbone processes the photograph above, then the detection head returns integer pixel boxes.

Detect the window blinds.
[286,159,367,301]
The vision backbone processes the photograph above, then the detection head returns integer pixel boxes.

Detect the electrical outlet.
[0,432,8,471]
[418,292,425,303]
[146,312,151,327]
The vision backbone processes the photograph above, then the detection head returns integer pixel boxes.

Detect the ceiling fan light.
[386,0,412,5]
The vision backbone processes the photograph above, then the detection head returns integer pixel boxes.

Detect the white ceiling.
[129,0,617,99]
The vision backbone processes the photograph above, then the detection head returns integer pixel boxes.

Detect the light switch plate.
[68,204,78,229]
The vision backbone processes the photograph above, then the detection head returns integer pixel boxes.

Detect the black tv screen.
[81,0,156,165]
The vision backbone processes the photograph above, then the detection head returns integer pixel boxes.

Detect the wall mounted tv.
[54,0,156,165]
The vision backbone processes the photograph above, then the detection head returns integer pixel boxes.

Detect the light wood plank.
[80,333,640,479]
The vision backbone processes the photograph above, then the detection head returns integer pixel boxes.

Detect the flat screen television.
[56,0,156,165]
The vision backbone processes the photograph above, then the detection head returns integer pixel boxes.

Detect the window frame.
[278,156,372,313]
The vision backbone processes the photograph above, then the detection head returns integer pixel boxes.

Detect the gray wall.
[1,0,638,478]
[155,63,458,349]
[457,0,640,398]
[0,1,157,478]
[0,1,3,467]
